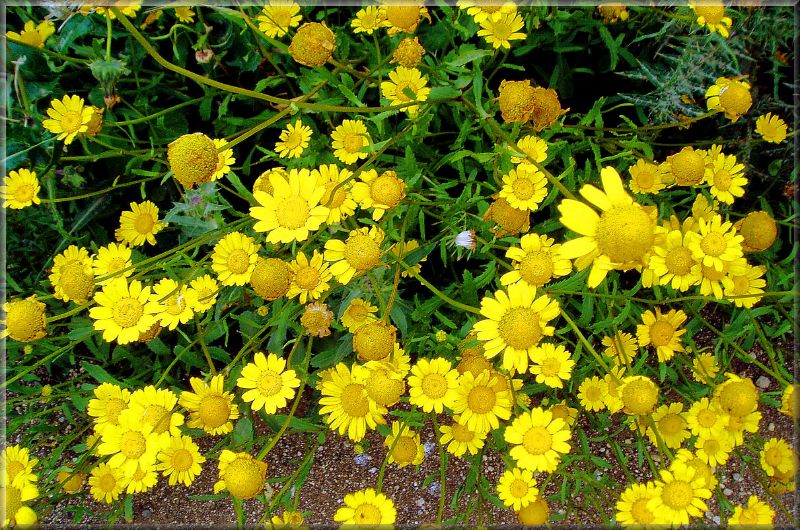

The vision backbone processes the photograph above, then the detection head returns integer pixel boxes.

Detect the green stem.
[196,317,217,376]
[430,413,447,524]
[109,95,213,126]
[560,309,612,375]
[391,251,480,314]
[5,36,91,65]
[106,13,113,61]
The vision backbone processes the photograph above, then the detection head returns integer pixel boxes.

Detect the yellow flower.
[647,402,689,450]
[213,450,268,499]
[779,384,796,418]
[547,400,579,428]
[755,113,789,143]
[56,470,85,494]
[619,375,659,417]
[662,146,706,186]
[115,200,167,247]
[558,166,657,288]
[340,297,378,332]
[6,19,55,48]
[498,79,536,123]
[472,282,560,374]
[460,1,518,24]
[686,397,729,439]
[1,296,47,343]
[288,22,335,67]
[391,36,425,68]
[636,308,687,363]
[647,462,711,526]
[300,302,334,338]
[268,510,305,529]
[324,225,385,285]
[237,352,300,415]
[478,10,526,49]
[179,374,239,435]
[256,0,302,37]
[92,242,133,285]
[499,163,548,212]
[511,135,548,166]
[380,66,431,117]
[274,120,312,159]
[391,239,427,278]
[353,320,396,361]
[597,4,630,24]
[384,421,424,468]
[501,233,571,289]
[188,274,219,313]
[452,370,513,434]
[334,487,396,525]
[173,6,195,23]
[695,433,734,467]
[250,257,292,301]
[312,164,357,225]
[646,228,701,292]
[167,133,218,188]
[42,94,94,145]
[601,331,638,366]
[211,138,235,181]
[156,434,205,487]
[705,152,747,204]
[2,445,38,489]
[504,407,571,473]
[517,497,550,525]
[615,481,657,527]
[250,168,329,243]
[685,214,744,272]
[407,357,459,413]
[438,418,486,457]
[384,3,429,35]
[150,278,196,330]
[124,464,158,494]
[127,385,185,440]
[351,5,387,35]
[97,409,162,477]
[530,86,568,131]
[49,245,95,303]
[319,362,386,442]
[81,2,142,19]
[89,278,160,344]
[351,169,407,220]
[735,210,777,252]
[497,467,539,511]
[691,352,719,384]
[628,159,666,194]
[689,1,733,38]
[211,231,260,286]
[577,376,608,412]
[2,168,41,209]
[287,250,332,303]
[529,343,574,389]
[88,463,125,504]
[722,261,766,308]
[88,382,130,434]
[705,77,752,122]
[728,495,775,525]
[331,119,371,164]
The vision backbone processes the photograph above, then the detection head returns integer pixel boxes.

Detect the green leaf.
[80,362,123,386]
[233,417,253,446]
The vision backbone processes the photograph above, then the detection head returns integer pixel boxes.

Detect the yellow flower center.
[61,111,84,133]
[120,430,147,459]
[584,383,602,402]
[301,306,332,337]
[764,447,783,467]
[295,266,321,290]
[498,307,543,350]
[353,321,395,361]
[223,457,264,499]
[104,398,127,424]
[353,503,383,524]
[171,448,194,471]
[226,249,251,274]
[343,134,364,154]
[701,264,726,282]
[6,485,23,518]
[512,176,536,200]
[143,404,171,434]
[718,380,757,417]
[392,436,417,463]
[371,174,405,207]
[344,234,381,271]
[282,130,304,150]
[322,181,347,208]
[257,371,283,397]
[695,6,724,24]
[635,169,656,189]
[60,261,94,301]
[199,395,231,428]
[346,304,369,322]
[164,293,187,316]
[6,299,46,342]
[98,471,117,493]
[540,357,562,377]
[739,212,776,251]
[649,320,675,347]
[596,204,655,264]
[112,297,144,329]
[134,213,155,234]
[510,478,530,498]
[670,150,705,185]
[662,479,693,509]
[659,413,684,435]
[467,384,496,414]
[450,422,474,442]
[712,169,732,191]
[275,196,310,230]
[704,439,721,456]
[621,379,658,415]
[106,257,128,274]
[730,274,750,295]
[697,408,717,428]
[738,507,759,525]
[719,83,751,116]
[13,183,34,202]
[665,246,694,275]
[700,232,727,257]
[489,19,514,42]
[631,498,654,523]
[6,461,24,482]
[522,426,552,455]
[340,383,370,418]
[251,258,291,301]
[519,251,554,286]
[366,369,404,406]
[385,6,419,31]
[421,372,448,399]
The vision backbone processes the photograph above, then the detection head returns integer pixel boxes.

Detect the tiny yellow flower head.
[334,487,397,525]
[517,496,550,525]
[351,5,387,35]
[734,210,778,252]
[289,22,335,67]
[478,11,526,49]
[7,20,55,48]
[275,121,312,159]
[391,36,425,68]
[497,467,539,511]
[331,119,371,165]
[597,5,630,24]
[384,4,429,36]
[728,495,775,526]
[211,231,260,286]
[115,200,166,247]
[689,1,733,38]
[49,245,95,303]
[213,450,268,499]
[628,159,667,194]
[755,113,789,143]
[705,77,752,122]
[300,302,334,338]
[173,6,195,24]
[256,0,302,38]
[504,407,571,473]
[498,79,536,123]
[167,132,218,188]
[619,376,659,416]
[2,168,41,209]
[380,66,431,117]
[384,421,424,468]
[615,481,658,526]
[529,87,568,131]
[42,94,94,145]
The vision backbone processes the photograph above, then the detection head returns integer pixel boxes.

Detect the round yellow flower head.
[250,257,292,301]
[365,365,405,408]
[734,210,777,252]
[167,132,218,188]
[354,320,396,361]
[498,80,536,123]
[620,376,659,416]
[385,5,426,35]
[597,5,629,23]
[755,113,788,144]
[715,374,759,417]
[706,77,752,122]
[391,36,425,68]
[300,302,334,338]
[666,146,706,186]
[50,245,95,303]
[530,87,568,131]
[517,496,549,525]
[483,196,530,237]
[289,22,335,67]
[2,296,47,342]
[2,168,41,209]
[214,450,267,499]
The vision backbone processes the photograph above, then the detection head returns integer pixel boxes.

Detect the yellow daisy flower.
[779,384,796,418]
[686,214,744,272]
[331,119,371,165]
[647,402,689,450]
[115,200,166,247]
[705,77,752,122]
[601,331,638,366]
[97,409,162,477]
[728,495,775,525]
[691,351,719,384]
[124,464,158,494]
[6,19,55,48]
[722,261,766,308]
[179,374,239,435]
[88,463,125,504]
[0,296,47,343]
[407,357,460,413]
[619,375,659,417]
[274,120,312,159]
[511,135,548,165]
[173,6,194,23]
[500,233,571,289]
[319,362,386,442]
[2,445,38,488]
[312,164,357,225]
[646,228,701,292]
[557,166,657,288]
[42,94,94,145]
[380,66,431,117]
[353,320,397,361]
[391,239,428,278]
[268,510,305,528]
[250,168,329,243]
[213,450,268,499]
[300,301,334,338]
[452,370,513,434]
[323,225,385,285]
[87,382,131,433]
[477,11,527,49]
[188,274,219,313]
[156,434,205,487]
[603,365,627,413]
[340,297,378,332]
[497,467,539,511]
[636,307,687,363]
[383,4,428,35]
[472,282,560,374]
[127,385,185,440]
[90,278,160,344]
[735,210,778,252]
[505,407,571,473]
[499,163,548,212]
[287,250,332,303]
[2,168,41,209]
[705,152,747,204]
[384,421,424,468]
[256,0,302,37]
[351,169,407,220]
[210,231,260,286]
[548,400,579,427]
[250,257,292,301]
[616,481,658,527]
[517,497,550,525]
[695,433,734,467]
[689,1,733,38]
[755,113,789,144]
[334,487,396,525]
[647,462,711,526]
[237,352,300,415]
[211,138,235,181]
[529,343,574,388]
[628,159,666,194]
[686,397,729,439]
[458,1,517,24]
[150,278,196,331]
[675,448,718,491]
[597,4,630,24]
[49,245,95,303]
[351,5,387,35]
[56,470,85,494]
[577,376,608,412]
[92,242,132,285]
[81,3,142,19]
[438,418,486,457]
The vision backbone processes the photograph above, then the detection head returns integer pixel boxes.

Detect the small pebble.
[368,466,377,474]
[416,498,426,507]
[768,422,775,432]
[428,481,441,495]
[724,488,733,496]
[423,441,436,456]
[142,510,152,518]
[485,465,494,473]
[713,516,721,524]
[733,473,742,482]
[756,376,771,389]
[354,454,369,466]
